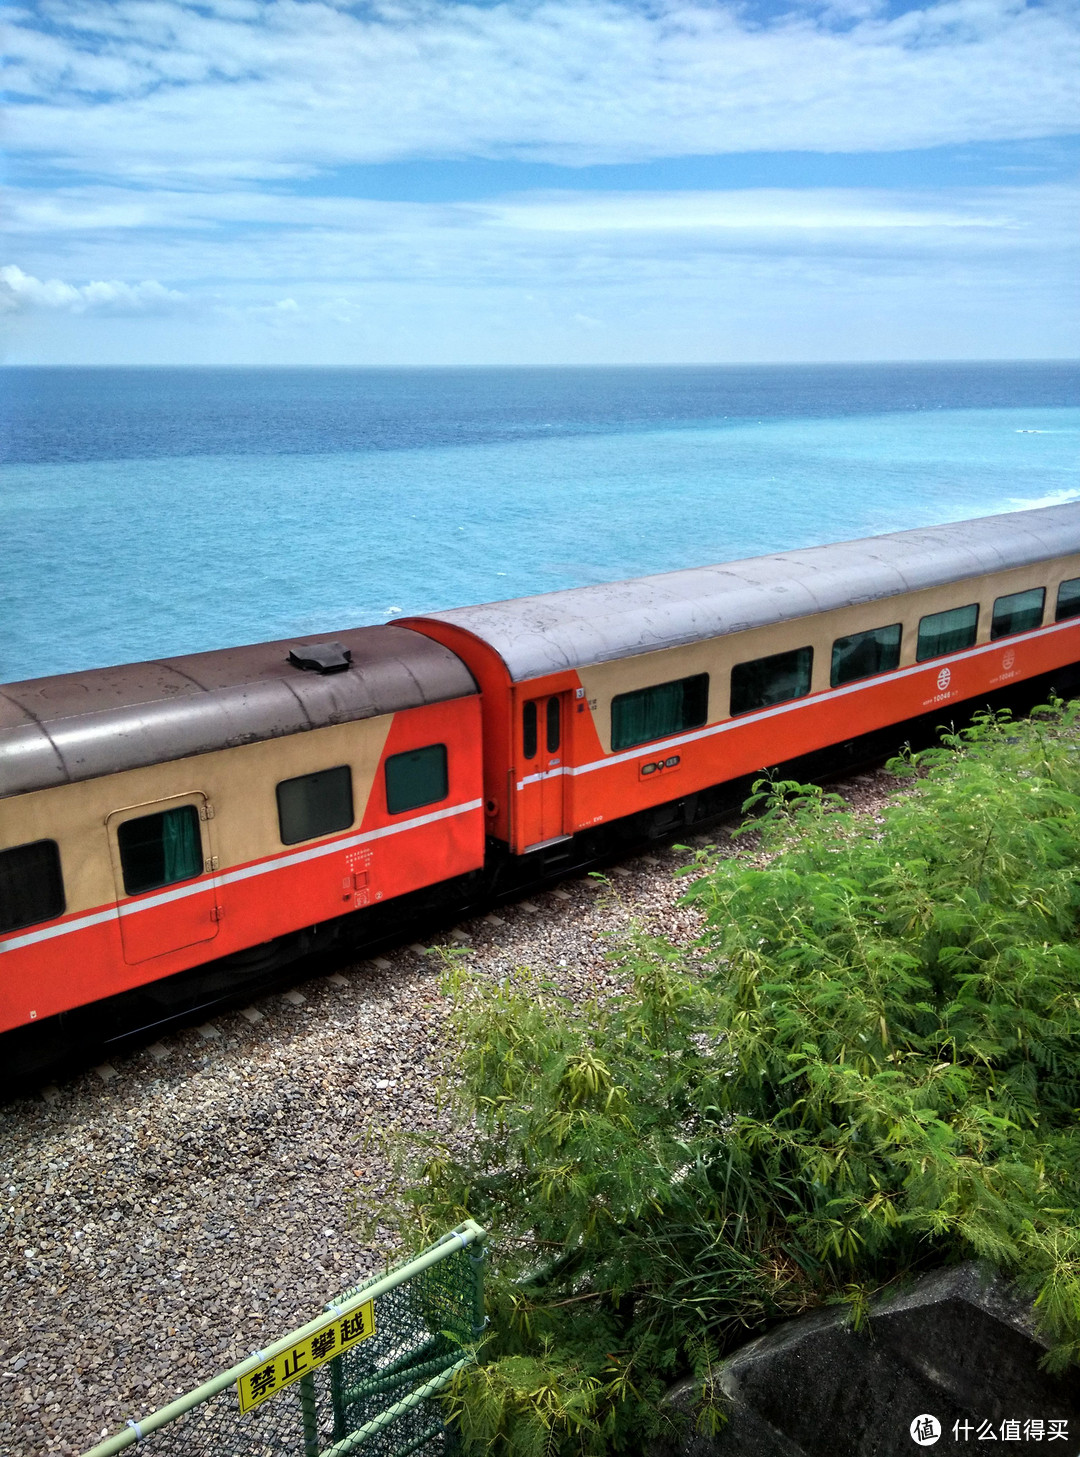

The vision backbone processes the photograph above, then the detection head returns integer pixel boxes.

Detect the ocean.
[2,362,1078,685]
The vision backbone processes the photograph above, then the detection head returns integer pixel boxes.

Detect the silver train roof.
[0,626,476,799]
[411,503,1080,683]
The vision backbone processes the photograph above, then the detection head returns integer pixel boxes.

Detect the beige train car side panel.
[576,559,1078,752]
[0,716,395,918]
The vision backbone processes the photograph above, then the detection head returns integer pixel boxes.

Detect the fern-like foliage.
[386,702,1080,1456]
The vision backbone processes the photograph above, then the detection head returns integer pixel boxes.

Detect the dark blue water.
[4,362,1078,464]
[2,363,1078,684]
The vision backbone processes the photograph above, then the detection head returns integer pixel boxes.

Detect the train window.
[730,648,812,717]
[1056,577,1080,622]
[611,673,709,751]
[546,696,561,754]
[385,744,448,816]
[991,587,1045,640]
[523,701,538,760]
[916,604,978,662]
[830,624,902,689]
[276,766,353,846]
[0,839,65,934]
[118,805,203,895]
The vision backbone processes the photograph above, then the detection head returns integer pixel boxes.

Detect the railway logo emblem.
[1002,649,1016,671]
[936,667,951,692]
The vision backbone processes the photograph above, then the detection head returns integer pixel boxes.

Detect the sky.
[2,0,1079,365]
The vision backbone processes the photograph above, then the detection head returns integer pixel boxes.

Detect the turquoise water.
[2,367,1078,683]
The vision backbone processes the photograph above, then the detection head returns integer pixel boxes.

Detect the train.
[3,501,1080,1081]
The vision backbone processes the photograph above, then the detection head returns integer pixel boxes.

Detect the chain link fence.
[82,1222,486,1457]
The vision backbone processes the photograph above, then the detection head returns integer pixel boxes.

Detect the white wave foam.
[1006,487,1080,511]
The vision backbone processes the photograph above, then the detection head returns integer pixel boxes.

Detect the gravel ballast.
[0,771,896,1457]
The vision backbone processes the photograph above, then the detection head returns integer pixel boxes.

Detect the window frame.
[0,838,66,935]
[610,673,709,753]
[1056,577,1080,623]
[116,803,205,896]
[522,701,538,760]
[915,603,979,663]
[729,646,814,718]
[384,743,450,817]
[991,587,1046,641]
[546,696,561,754]
[829,623,903,690]
[276,764,355,847]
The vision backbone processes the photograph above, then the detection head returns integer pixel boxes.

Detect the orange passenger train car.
[0,627,484,1043]
[3,502,1080,1076]
[404,503,1080,866]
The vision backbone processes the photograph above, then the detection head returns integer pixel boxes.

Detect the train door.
[518,692,570,851]
[106,792,221,964]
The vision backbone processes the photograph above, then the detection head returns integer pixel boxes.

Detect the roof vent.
[288,642,352,675]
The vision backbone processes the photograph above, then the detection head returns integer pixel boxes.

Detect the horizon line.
[3,357,1079,371]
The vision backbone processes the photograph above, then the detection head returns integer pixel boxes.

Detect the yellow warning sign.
[237,1300,375,1413]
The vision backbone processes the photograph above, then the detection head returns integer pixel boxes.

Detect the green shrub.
[391,703,1080,1456]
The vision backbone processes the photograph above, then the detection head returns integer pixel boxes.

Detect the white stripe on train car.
[0,798,484,954]
[0,905,122,953]
[219,798,484,888]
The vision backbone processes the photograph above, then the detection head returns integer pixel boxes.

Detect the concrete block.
[656,1266,1080,1457]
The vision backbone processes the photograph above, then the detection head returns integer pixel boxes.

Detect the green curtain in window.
[917,604,978,661]
[991,589,1044,639]
[161,806,201,883]
[613,681,685,750]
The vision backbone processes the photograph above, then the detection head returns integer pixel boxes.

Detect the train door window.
[523,701,538,760]
[830,623,902,689]
[117,805,203,896]
[546,696,561,754]
[0,839,65,934]
[916,603,978,662]
[1056,577,1080,622]
[385,744,448,815]
[991,587,1045,640]
[611,673,709,751]
[277,765,354,845]
[730,648,812,717]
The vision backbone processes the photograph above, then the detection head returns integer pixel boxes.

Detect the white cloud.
[8,249,1077,366]
[4,1,1076,365]
[4,177,1073,362]
[5,0,1079,183]
[6,182,1074,292]
[485,190,1015,233]
[224,295,303,321]
[0,265,188,314]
